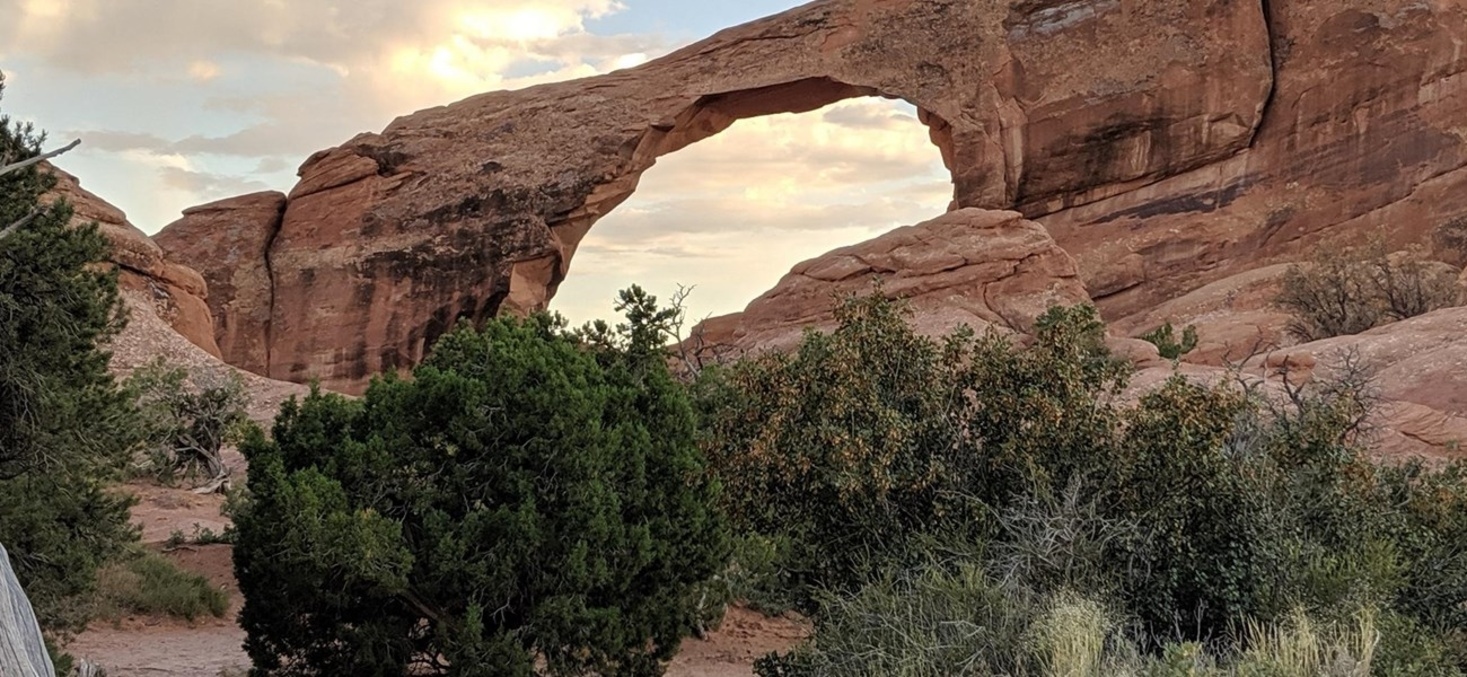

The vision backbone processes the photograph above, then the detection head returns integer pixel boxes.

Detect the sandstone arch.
[164,0,1276,393]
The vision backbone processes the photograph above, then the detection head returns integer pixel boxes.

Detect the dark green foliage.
[233,290,727,676]
[706,292,1467,673]
[0,75,139,639]
[701,294,1129,604]
[1141,322,1198,360]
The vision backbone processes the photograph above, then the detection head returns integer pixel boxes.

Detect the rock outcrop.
[154,192,287,375]
[42,165,221,357]
[1111,263,1297,366]
[166,0,1467,394]
[692,209,1088,356]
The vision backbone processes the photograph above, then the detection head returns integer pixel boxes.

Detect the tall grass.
[93,549,228,622]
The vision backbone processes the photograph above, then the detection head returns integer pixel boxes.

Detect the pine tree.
[234,302,727,676]
[0,73,139,637]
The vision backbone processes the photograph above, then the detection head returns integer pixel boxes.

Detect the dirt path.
[71,605,803,677]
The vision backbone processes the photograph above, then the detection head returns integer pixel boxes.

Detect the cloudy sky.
[0,0,952,324]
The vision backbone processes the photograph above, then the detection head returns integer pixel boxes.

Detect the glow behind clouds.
[0,0,951,323]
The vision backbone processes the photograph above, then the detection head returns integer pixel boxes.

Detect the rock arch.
[169,0,1276,393]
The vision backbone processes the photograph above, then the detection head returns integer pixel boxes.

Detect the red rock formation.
[691,209,1088,356]
[172,0,1467,394]
[198,0,1272,391]
[1111,263,1297,366]
[41,164,221,357]
[154,192,286,375]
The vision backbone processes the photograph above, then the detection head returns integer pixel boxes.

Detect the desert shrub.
[0,75,139,645]
[1141,322,1199,360]
[711,291,1467,673]
[127,357,251,484]
[233,292,727,677]
[1373,246,1460,322]
[701,294,1130,605]
[92,548,228,622]
[1276,243,1458,341]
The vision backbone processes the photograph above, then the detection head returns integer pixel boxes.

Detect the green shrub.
[93,548,229,622]
[1142,322,1199,360]
[701,294,1129,605]
[233,292,727,676]
[713,290,1467,673]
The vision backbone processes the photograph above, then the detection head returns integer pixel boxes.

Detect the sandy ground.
[67,485,806,677]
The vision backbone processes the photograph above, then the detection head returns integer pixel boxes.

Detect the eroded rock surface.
[1112,263,1297,366]
[42,164,220,357]
[691,209,1088,357]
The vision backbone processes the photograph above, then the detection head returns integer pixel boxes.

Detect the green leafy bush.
[233,294,727,676]
[701,294,1130,604]
[709,292,1467,673]
[127,357,251,484]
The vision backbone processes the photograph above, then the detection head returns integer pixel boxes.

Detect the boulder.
[1245,307,1467,460]
[41,164,221,358]
[213,0,1272,392]
[154,192,287,376]
[688,209,1088,357]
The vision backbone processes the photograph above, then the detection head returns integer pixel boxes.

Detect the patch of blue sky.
[588,1,807,40]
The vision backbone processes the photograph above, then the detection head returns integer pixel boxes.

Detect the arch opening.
[548,88,956,326]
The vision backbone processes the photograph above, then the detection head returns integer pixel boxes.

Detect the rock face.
[692,209,1088,356]
[154,192,287,375]
[172,0,1467,394]
[1042,1,1467,317]
[42,165,221,358]
[185,0,1272,392]
[1242,308,1467,460]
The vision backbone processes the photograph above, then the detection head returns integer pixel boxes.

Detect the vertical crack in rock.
[261,200,286,378]
[1252,0,1281,148]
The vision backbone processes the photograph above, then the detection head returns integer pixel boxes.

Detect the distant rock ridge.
[151,0,1467,395]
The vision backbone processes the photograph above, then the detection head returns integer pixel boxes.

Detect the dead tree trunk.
[0,542,57,677]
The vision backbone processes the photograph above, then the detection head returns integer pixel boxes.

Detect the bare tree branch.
[0,208,39,244]
[0,138,80,179]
